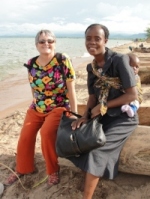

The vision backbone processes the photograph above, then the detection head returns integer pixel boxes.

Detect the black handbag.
[56,111,106,157]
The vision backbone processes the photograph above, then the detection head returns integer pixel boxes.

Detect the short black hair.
[85,24,109,39]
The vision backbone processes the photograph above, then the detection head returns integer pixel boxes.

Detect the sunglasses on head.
[38,39,55,44]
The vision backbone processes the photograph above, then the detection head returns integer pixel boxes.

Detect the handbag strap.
[63,110,102,121]
[63,111,82,118]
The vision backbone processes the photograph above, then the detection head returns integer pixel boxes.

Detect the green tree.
[145,27,150,39]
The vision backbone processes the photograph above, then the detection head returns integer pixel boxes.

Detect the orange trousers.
[16,107,66,175]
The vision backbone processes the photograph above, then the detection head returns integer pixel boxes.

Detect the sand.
[0,41,150,199]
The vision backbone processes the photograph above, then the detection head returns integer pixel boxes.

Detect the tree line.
[145,27,150,39]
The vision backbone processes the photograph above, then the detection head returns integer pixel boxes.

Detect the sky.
[0,0,150,36]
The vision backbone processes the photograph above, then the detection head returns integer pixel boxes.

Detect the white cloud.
[0,0,150,36]
[84,18,96,24]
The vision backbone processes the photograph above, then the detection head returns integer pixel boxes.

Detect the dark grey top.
[87,48,136,116]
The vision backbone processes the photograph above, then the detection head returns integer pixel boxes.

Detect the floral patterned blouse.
[25,53,75,113]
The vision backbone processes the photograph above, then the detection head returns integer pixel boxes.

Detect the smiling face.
[36,32,56,55]
[85,25,108,57]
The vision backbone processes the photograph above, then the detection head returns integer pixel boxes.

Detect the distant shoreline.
[0,34,145,40]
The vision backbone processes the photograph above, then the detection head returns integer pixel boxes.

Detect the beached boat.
[133,47,150,53]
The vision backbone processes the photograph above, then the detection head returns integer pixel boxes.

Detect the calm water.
[0,37,132,81]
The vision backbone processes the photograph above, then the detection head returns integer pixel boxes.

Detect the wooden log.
[77,104,150,126]
[139,68,150,84]
[119,125,150,176]
[138,107,150,126]
[139,57,150,61]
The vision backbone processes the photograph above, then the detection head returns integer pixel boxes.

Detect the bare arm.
[82,94,97,118]
[28,73,34,98]
[108,87,138,108]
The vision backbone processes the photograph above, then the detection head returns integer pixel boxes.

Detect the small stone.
[0,183,4,196]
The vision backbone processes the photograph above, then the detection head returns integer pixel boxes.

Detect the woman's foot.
[4,172,24,186]
[47,172,60,187]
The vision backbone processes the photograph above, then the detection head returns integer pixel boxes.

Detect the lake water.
[0,37,132,81]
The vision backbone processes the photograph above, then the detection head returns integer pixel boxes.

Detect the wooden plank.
[138,107,150,126]
[139,68,150,84]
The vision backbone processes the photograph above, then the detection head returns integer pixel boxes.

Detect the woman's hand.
[71,117,88,130]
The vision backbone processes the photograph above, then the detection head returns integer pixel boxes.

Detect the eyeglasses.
[38,39,55,44]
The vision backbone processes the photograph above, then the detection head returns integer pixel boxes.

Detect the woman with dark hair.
[69,24,139,199]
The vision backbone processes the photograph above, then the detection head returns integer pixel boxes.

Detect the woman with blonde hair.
[5,29,77,187]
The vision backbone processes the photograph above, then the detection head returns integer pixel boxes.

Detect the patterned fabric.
[91,59,142,116]
[91,59,123,115]
[25,53,75,113]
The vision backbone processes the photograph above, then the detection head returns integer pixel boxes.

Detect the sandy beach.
[0,41,150,199]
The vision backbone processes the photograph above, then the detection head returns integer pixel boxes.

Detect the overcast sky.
[0,0,150,36]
